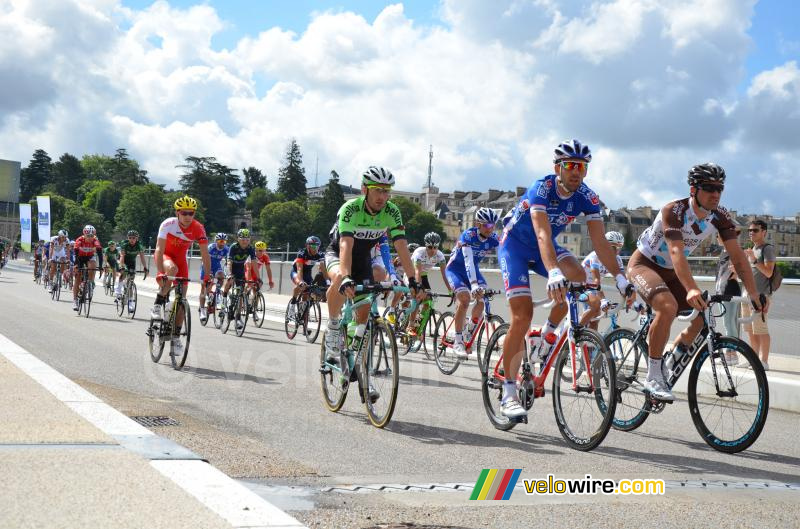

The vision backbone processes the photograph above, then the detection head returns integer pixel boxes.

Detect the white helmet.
[605,231,624,245]
[57,229,67,237]
[361,166,395,186]
[83,225,96,236]
[475,207,499,225]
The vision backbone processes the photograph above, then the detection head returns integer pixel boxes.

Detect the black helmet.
[688,163,726,187]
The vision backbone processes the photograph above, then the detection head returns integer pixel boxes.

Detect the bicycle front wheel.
[235,295,248,337]
[688,337,768,453]
[84,281,93,318]
[170,299,191,369]
[363,319,399,428]
[475,314,504,373]
[604,328,651,431]
[433,311,460,375]
[285,300,299,339]
[254,292,266,328]
[552,328,617,451]
[128,283,137,318]
[305,301,321,343]
[480,323,517,432]
[319,330,348,412]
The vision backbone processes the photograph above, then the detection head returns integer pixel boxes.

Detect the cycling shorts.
[163,252,189,280]
[627,250,691,312]
[200,261,224,281]
[290,268,314,285]
[420,275,432,291]
[325,250,373,285]
[50,249,67,262]
[445,263,486,294]
[498,235,573,300]
[75,255,97,270]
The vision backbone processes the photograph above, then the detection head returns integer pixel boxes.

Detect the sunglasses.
[481,223,496,229]
[366,185,392,194]
[307,244,319,248]
[747,228,762,233]
[426,244,438,249]
[697,183,724,193]
[560,161,588,171]
[178,210,195,216]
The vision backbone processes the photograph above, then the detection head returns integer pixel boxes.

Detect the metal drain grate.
[130,416,180,427]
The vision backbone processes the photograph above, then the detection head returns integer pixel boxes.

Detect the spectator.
[742,219,776,370]
[715,227,742,365]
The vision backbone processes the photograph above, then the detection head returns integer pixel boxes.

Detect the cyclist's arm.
[440,264,451,291]
[531,210,559,272]
[379,239,397,277]
[588,220,624,277]
[199,243,211,280]
[264,260,273,285]
[154,238,167,275]
[414,261,424,283]
[338,236,354,277]
[319,260,330,280]
[291,258,305,284]
[591,266,602,285]
[461,244,479,285]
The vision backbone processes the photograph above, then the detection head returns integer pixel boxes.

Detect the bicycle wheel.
[284,300,300,339]
[480,323,517,432]
[77,284,85,316]
[363,319,399,428]
[475,314,504,372]
[433,311,461,375]
[421,309,438,359]
[305,300,321,342]
[147,318,165,362]
[84,280,93,318]
[254,292,266,328]
[221,294,234,334]
[128,283,137,318]
[603,328,651,431]
[319,330,348,412]
[117,288,126,317]
[552,328,617,451]
[104,274,111,296]
[170,299,191,369]
[235,294,248,337]
[212,291,224,329]
[687,337,768,453]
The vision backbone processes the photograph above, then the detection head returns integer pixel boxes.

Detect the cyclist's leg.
[542,252,583,330]
[445,266,470,334]
[469,270,488,324]
[499,237,536,395]
[579,290,603,329]
[325,252,346,321]
[199,265,208,308]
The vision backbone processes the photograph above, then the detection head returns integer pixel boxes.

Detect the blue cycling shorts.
[445,262,487,293]
[498,235,573,300]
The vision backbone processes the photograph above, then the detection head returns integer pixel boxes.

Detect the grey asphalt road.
[1,265,799,529]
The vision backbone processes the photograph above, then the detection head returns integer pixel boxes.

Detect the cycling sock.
[647,357,662,382]
[328,318,340,330]
[155,294,166,305]
[542,319,557,336]
[502,381,517,402]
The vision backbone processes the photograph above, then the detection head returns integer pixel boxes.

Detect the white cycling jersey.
[49,236,69,259]
[411,246,445,275]
[581,251,623,285]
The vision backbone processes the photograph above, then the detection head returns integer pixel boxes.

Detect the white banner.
[36,195,51,242]
[20,203,32,251]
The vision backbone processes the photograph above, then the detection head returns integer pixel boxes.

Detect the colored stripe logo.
[469,469,522,500]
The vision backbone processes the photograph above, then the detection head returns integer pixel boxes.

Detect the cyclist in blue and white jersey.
[445,207,500,358]
[579,231,626,329]
[497,139,632,419]
[199,232,229,324]
[47,230,71,292]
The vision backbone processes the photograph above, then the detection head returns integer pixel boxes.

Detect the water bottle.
[346,320,358,348]
[539,332,558,362]
[663,343,687,378]
[527,327,543,356]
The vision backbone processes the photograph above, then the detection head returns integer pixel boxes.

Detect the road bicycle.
[75,266,95,318]
[433,289,504,375]
[219,278,256,337]
[481,284,619,451]
[116,267,146,318]
[103,265,117,296]
[384,291,452,357]
[248,281,268,329]
[201,274,225,329]
[146,277,192,369]
[285,284,325,342]
[603,293,768,453]
[50,260,68,302]
[319,282,409,428]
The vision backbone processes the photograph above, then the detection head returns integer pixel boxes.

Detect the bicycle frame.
[438,291,500,350]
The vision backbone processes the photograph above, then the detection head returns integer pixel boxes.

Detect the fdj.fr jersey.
[327,196,406,262]
[637,197,737,268]
[501,174,602,248]
[207,243,229,270]
[447,227,499,284]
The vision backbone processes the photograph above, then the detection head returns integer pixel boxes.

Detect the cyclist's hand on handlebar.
[546,268,568,304]
[686,288,707,311]
[470,282,484,299]
[338,275,355,299]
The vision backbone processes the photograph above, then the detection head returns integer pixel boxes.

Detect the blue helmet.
[306,236,321,246]
[554,139,592,163]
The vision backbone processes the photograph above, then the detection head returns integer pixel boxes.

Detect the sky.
[2,0,799,215]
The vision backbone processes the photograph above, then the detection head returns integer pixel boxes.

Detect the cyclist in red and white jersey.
[72,225,103,311]
[151,196,211,354]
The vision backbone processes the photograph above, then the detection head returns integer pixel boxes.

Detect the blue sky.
[744,1,800,85]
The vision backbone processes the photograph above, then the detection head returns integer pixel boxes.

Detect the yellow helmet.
[255,241,267,250]
[173,195,198,211]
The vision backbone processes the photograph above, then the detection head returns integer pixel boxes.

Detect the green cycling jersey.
[327,196,405,259]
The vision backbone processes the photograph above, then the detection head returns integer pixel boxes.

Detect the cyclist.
[116,230,148,299]
[579,231,626,330]
[497,139,632,419]
[103,240,120,285]
[247,240,274,298]
[222,228,256,330]
[47,230,71,292]
[323,167,418,396]
[72,225,104,311]
[445,207,500,359]
[199,232,229,324]
[33,240,45,280]
[290,236,329,308]
[405,232,451,332]
[628,163,766,402]
[151,196,211,356]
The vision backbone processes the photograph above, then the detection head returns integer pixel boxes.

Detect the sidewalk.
[0,333,307,529]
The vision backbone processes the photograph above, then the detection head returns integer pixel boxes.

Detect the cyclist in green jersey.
[103,241,120,279]
[323,166,420,364]
[116,230,148,298]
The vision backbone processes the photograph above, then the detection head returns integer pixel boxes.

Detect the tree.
[20,149,52,202]
[310,170,345,240]
[178,156,237,231]
[276,139,307,201]
[389,196,422,228]
[81,154,116,181]
[406,211,446,245]
[81,180,121,223]
[242,166,267,196]
[259,200,309,250]
[63,202,112,243]
[245,187,277,217]
[115,183,167,240]
[112,148,149,187]
[51,153,85,200]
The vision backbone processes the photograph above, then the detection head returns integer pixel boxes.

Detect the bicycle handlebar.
[676,294,757,324]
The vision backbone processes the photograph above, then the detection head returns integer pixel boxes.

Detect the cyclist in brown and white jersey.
[628,163,767,401]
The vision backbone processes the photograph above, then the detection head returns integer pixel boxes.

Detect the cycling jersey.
[501,174,602,248]
[74,236,102,258]
[227,242,255,280]
[247,253,270,282]
[119,240,145,269]
[411,246,445,275]
[104,247,120,264]
[49,236,69,259]
[292,247,325,283]
[636,197,736,268]
[582,251,624,285]
[201,242,229,280]
[33,245,44,258]
[446,227,498,292]
[157,217,208,279]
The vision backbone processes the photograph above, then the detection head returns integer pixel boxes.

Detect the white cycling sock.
[502,381,517,402]
[328,318,340,330]
[542,319,558,336]
[647,357,662,382]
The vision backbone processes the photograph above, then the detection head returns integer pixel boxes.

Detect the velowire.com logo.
[469,469,522,501]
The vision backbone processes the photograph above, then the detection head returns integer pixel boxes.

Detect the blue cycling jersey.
[207,243,229,269]
[501,174,602,248]
[446,227,499,285]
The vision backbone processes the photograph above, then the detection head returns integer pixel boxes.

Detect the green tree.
[115,183,168,241]
[310,170,345,240]
[20,149,52,202]
[242,166,267,196]
[406,211,446,245]
[112,148,149,187]
[245,187,278,217]
[81,154,116,181]
[259,200,309,250]
[178,156,237,231]
[63,203,112,243]
[51,153,85,200]
[81,180,121,223]
[388,196,422,228]
[276,139,307,202]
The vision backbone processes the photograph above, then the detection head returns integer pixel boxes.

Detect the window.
[562,236,568,244]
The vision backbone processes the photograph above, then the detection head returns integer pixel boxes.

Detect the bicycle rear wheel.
[433,311,460,375]
[688,337,768,453]
[221,294,234,334]
[84,281,93,318]
[603,328,651,431]
[552,328,617,451]
[254,292,266,328]
[319,331,348,412]
[480,323,517,432]
[363,319,399,428]
[305,300,321,343]
[170,299,191,369]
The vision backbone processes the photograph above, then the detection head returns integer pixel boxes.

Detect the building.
[0,159,21,243]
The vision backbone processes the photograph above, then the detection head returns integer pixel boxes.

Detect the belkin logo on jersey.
[352,228,387,239]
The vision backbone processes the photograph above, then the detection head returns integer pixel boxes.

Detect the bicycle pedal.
[510,415,528,424]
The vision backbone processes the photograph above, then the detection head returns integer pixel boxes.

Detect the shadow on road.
[397,374,480,393]
[186,366,276,385]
